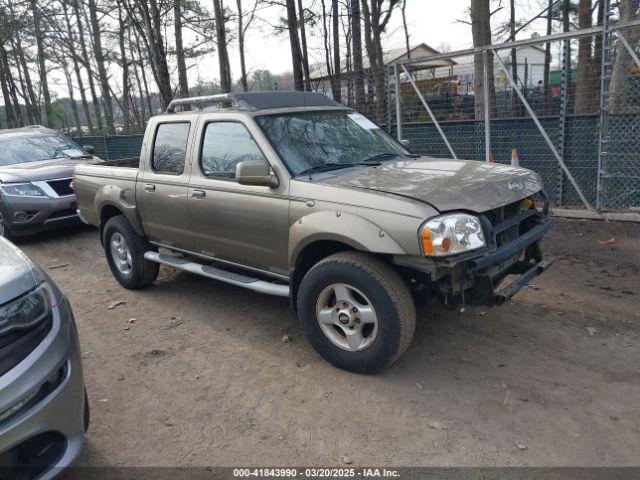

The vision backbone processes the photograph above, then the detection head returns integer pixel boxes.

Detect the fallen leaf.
[502,389,511,406]
[108,300,126,309]
[428,421,448,431]
[586,326,597,336]
[47,263,69,269]
[472,311,489,317]
[515,440,528,450]
[598,238,616,245]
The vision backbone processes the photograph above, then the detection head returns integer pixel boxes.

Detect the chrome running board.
[144,251,290,297]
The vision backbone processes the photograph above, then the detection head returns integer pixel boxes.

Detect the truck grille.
[47,178,74,197]
[482,191,548,249]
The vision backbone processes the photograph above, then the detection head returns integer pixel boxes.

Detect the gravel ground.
[16,217,640,468]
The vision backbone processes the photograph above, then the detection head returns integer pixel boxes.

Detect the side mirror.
[236,160,279,188]
[400,139,411,150]
[83,145,95,155]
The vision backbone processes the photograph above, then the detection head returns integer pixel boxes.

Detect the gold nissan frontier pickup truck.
[74,91,553,373]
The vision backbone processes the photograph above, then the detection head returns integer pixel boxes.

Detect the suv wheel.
[297,252,416,374]
[103,215,159,289]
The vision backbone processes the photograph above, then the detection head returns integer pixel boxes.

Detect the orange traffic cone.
[489,153,494,164]
[511,149,519,167]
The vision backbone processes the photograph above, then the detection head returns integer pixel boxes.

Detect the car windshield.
[0,133,88,166]
[255,110,409,176]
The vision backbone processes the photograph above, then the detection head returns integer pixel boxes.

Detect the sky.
[39,0,553,99]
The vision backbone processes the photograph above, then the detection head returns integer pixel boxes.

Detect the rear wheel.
[297,252,416,374]
[103,215,158,289]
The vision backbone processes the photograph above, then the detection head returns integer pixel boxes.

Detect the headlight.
[420,213,486,256]
[0,283,52,336]
[0,183,46,197]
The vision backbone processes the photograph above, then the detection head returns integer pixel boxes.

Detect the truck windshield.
[255,110,409,176]
[0,134,88,166]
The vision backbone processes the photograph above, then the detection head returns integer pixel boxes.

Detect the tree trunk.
[332,0,342,102]
[401,0,410,59]
[8,1,40,123]
[60,55,82,132]
[87,0,115,133]
[213,0,232,92]
[471,0,496,120]
[0,45,24,127]
[118,4,131,132]
[74,0,104,132]
[574,0,593,114]
[351,0,366,110]
[609,0,640,113]
[297,0,311,90]
[30,0,54,128]
[237,0,248,91]
[285,0,304,90]
[174,0,189,98]
[62,0,93,131]
[0,55,17,128]
[543,0,553,113]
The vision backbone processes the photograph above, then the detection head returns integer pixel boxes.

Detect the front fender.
[94,184,144,236]
[289,210,405,267]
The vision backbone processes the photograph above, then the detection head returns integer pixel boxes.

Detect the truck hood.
[317,157,543,213]
[0,156,99,183]
[0,237,38,305]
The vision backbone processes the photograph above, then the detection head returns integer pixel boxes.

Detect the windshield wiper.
[299,161,381,177]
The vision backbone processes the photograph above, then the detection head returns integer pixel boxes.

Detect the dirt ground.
[16,218,640,467]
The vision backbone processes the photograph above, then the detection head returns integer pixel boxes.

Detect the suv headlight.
[0,183,46,197]
[420,213,486,256]
[0,283,52,336]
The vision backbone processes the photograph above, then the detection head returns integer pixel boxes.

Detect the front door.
[187,119,289,275]
[138,119,195,247]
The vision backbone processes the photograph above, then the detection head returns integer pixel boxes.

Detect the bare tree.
[610,0,640,112]
[471,0,496,120]
[213,0,232,92]
[361,0,400,123]
[175,0,189,98]
[574,0,593,114]
[236,0,258,91]
[351,0,366,109]
[87,0,116,133]
[29,0,54,127]
[296,0,311,90]
[123,0,174,109]
[285,0,305,90]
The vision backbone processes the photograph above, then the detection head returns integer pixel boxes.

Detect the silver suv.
[0,237,88,478]
[0,125,100,240]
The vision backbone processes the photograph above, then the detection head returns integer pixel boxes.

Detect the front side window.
[0,134,88,166]
[255,110,408,176]
[152,122,190,174]
[200,122,266,179]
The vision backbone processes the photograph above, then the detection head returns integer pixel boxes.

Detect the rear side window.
[200,122,266,179]
[152,122,190,174]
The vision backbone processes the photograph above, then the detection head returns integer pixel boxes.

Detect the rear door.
[187,115,290,276]
[138,117,197,246]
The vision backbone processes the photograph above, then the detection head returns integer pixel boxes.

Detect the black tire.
[83,388,90,433]
[103,215,158,289]
[297,251,416,374]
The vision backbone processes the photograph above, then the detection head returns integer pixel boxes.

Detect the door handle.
[144,184,156,192]
[192,190,206,199]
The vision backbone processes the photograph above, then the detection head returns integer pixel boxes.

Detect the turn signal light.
[421,228,434,255]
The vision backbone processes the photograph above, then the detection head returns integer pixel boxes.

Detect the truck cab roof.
[164,91,347,115]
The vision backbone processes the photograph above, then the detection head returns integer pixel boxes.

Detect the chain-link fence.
[386,15,640,213]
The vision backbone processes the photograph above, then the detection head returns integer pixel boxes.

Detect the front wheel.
[103,215,158,289]
[297,252,416,374]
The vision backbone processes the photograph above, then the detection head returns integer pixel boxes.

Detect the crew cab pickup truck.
[74,91,553,373]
